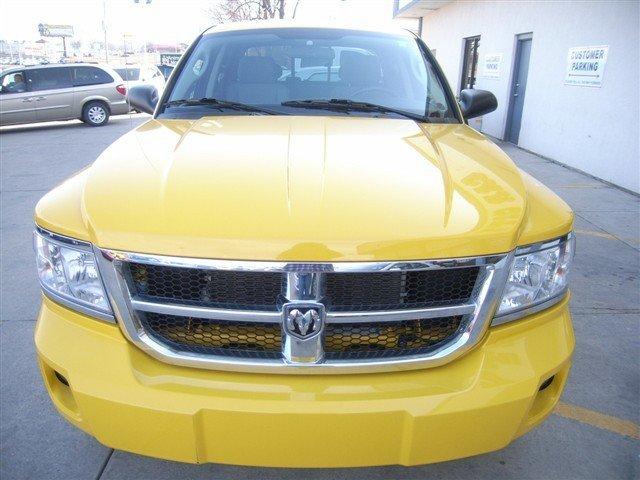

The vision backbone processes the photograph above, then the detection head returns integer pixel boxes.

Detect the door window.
[26,67,73,92]
[73,66,114,86]
[0,72,27,93]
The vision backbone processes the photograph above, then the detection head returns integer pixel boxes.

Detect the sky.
[0,0,402,46]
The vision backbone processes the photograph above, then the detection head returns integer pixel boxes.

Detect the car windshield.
[163,28,458,122]
[115,68,140,81]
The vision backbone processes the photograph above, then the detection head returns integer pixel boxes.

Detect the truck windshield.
[162,28,459,122]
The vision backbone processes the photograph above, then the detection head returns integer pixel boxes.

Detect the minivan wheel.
[82,101,110,127]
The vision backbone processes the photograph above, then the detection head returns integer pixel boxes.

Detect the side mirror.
[458,89,497,120]
[127,84,158,115]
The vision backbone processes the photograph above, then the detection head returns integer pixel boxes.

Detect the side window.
[307,71,338,82]
[114,68,140,81]
[0,71,27,94]
[26,67,73,92]
[73,67,113,86]
[424,61,450,118]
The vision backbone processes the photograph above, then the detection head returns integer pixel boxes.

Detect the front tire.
[82,101,110,127]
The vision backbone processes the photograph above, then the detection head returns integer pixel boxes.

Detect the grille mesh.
[127,263,480,312]
[128,263,283,311]
[141,312,282,359]
[324,268,480,311]
[324,317,464,360]
[140,312,464,361]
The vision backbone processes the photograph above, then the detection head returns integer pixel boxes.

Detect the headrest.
[237,56,282,83]
[339,52,381,85]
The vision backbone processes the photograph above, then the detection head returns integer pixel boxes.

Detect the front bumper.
[35,295,574,468]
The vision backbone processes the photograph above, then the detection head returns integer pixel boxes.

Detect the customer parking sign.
[565,45,609,87]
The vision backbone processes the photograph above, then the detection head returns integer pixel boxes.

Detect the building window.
[460,35,480,91]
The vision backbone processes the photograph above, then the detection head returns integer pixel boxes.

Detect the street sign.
[160,53,182,67]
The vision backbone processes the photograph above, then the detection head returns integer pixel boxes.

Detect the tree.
[206,0,287,23]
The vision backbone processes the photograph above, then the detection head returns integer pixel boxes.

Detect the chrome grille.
[96,249,513,374]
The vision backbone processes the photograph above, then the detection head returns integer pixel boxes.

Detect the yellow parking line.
[558,184,604,189]
[575,229,619,241]
[575,229,640,245]
[554,401,640,440]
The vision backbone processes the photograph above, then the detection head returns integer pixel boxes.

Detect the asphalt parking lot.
[0,115,638,480]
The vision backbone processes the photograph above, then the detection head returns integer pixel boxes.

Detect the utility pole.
[103,0,109,63]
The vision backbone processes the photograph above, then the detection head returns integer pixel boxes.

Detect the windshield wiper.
[281,99,427,122]
[164,98,282,115]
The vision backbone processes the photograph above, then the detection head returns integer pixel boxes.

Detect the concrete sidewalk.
[1,119,638,479]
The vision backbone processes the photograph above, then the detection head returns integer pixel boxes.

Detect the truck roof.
[203,19,416,38]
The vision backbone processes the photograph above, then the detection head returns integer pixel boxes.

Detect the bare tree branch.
[205,0,286,23]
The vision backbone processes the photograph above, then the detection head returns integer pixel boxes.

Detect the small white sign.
[483,53,502,78]
[565,45,609,87]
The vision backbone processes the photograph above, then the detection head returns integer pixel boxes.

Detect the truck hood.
[79,116,527,261]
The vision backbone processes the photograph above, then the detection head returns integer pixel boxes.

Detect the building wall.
[421,0,639,193]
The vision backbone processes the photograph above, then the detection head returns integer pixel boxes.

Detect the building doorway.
[505,33,533,144]
[460,35,480,91]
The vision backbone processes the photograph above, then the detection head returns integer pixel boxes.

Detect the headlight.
[34,228,113,320]
[495,234,574,323]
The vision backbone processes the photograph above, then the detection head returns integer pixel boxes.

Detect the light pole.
[132,0,152,63]
[292,0,301,18]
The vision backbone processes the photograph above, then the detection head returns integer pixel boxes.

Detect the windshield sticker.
[193,59,204,75]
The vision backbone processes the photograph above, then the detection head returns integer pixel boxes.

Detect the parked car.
[0,63,128,126]
[33,22,575,468]
[113,64,165,94]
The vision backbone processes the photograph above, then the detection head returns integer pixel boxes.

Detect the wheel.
[82,101,110,127]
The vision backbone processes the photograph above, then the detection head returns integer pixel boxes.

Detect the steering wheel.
[350,87,399,101]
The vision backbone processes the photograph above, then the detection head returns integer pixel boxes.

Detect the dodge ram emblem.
[283,304,324,339]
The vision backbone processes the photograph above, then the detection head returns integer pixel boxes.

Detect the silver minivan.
[0,63,129,127]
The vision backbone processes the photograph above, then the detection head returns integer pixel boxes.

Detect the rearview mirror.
[458,89,497,120]
[127,84,158,115]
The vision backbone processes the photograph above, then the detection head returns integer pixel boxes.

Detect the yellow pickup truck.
[33,21,574,468]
